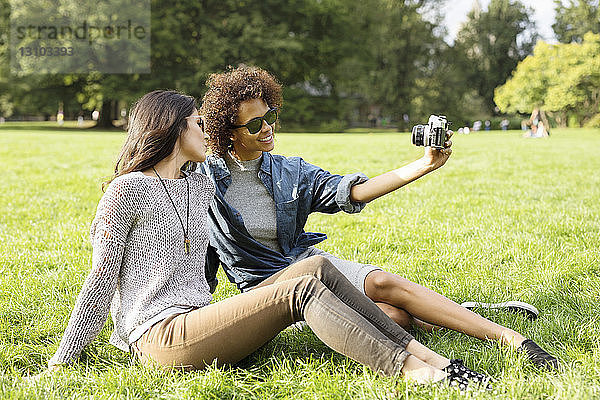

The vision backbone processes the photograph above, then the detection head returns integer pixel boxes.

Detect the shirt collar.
[210,152,272,180]
[208,156,230,181]
[260,152,272,176]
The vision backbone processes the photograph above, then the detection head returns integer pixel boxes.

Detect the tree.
[553,0,600,43]
[191,0,367,129]
[453,0,537,113]
[332,0,464,127]
[1,0,488,130]
[495,33,600,127]
[1,0,370,128]
[0,0,148,124]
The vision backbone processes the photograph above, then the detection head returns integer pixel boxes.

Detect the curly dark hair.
[201,65,283,158]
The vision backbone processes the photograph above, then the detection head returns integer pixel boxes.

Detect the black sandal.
[443,359,493,390]
[518,339,560,370]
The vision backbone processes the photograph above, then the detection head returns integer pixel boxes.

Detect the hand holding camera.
[411,114,453,170]
[411,115,451,149]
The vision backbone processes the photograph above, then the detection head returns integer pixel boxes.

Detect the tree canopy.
[553,0,600,43]
[495,32,600,127]
[453,0,537,113]
[3,0,596,129]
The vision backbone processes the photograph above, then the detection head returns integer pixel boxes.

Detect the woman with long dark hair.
[41,90,491,390]
[198,66,558,370]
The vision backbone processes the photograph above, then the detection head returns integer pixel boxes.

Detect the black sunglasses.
[232,108,278,135]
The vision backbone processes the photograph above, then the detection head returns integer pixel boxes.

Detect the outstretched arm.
[350,132,453,203]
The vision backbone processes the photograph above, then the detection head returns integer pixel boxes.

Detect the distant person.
[37,90,493,389]
[537,121,546,137]
[403,113,410,131]
[197,66,558,371]
[500,119,510,130]
[57,111,64,126]
[524,108,549,138]
[473,120,482,131]
[484,120,491,131]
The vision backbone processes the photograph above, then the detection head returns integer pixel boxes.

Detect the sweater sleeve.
[49,178,138,366]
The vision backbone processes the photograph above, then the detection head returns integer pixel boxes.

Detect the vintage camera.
[411,115,450,149]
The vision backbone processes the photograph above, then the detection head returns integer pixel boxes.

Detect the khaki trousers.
[133,256,413,376]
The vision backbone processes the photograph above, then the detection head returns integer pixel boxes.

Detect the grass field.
[0,126,599,399]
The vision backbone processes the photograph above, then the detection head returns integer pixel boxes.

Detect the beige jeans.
[132,256,413,375]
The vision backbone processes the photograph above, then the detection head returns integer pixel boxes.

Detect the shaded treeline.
[0,0,598,130]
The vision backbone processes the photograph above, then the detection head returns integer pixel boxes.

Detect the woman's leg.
[134,257,450,382]
[374,302,438,333]
[364,270,525,347]
[254,256,451,369]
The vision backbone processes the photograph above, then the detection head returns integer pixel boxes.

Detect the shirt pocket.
[276,197,299,245]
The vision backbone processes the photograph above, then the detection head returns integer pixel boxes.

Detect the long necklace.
[153,167,191,255]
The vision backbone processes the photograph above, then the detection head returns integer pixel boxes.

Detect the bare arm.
[350,132,453,203]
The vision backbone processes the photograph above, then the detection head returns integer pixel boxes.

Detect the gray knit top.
[224,153,282,253]
[49,171,215,365]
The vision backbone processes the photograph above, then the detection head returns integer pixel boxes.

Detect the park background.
[1,0,600,399]
[1,0,599,130]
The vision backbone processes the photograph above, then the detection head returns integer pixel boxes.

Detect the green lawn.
[1,126,599,399]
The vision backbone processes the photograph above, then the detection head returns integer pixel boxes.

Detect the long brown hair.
[103,90,196,190]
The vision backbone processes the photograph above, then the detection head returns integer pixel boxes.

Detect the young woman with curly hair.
[37,89,496,390]
[198,65,558,371]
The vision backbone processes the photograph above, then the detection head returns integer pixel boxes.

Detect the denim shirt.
[198,152,368,292]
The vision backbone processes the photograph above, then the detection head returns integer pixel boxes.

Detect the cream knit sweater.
[49,171,215,365]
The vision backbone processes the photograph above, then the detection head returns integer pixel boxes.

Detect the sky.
[442,0,558,44]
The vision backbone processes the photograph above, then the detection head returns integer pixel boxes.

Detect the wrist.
[417,157,437,174]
